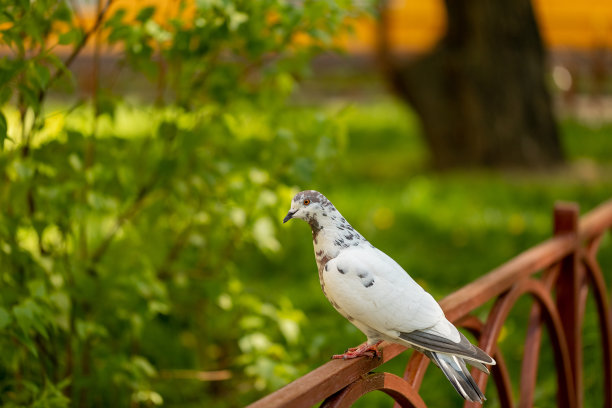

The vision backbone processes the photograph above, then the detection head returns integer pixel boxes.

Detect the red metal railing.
[248,200,612,408]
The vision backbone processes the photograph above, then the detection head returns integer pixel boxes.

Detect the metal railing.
[248,200,612,408]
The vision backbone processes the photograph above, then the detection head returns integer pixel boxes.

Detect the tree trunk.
[378,0,564,169]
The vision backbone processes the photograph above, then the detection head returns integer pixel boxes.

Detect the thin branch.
[157,222,193,280]
[38,0,116,104]
[60,0,115,75]
[22,0,115,157]
[90,183,154,264]
[158,369,232,382]
[91,0,104,134]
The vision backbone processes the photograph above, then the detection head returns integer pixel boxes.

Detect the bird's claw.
[332,342,382,360]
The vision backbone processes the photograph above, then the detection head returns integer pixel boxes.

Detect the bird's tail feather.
[469,360,490,374]
[426,351,486,403]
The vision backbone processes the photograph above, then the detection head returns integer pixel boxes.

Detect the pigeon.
[283,190,495,403]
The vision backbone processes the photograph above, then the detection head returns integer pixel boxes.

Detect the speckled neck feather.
[292,191,371,295]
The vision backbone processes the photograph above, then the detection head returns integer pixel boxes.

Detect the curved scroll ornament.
[321,372,426,408]
[458,316,513,408]
[582,236,612,407]
[475,278,577,408]
[393,315,514,408]
[397,278,576,408]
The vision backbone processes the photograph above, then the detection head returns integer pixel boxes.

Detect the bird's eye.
[303,199,310,206]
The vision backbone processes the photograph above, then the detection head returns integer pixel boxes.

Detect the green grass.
[561,118,612,163]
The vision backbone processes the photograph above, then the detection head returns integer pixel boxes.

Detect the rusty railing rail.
[248,200,612,408]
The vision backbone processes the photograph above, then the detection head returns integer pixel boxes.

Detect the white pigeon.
[283,190,496,403]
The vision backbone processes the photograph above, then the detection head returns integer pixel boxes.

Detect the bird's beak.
[283,210,297,223]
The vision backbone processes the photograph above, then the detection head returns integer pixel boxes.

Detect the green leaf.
[32,379,71,407]
[58,28,83,45]
[0,307,12,330]
[136,6,156,23]
[13,330,38,357]
[75,319,108,340]
[0,59,21,86]
[131,356,157,377]
[13,300,36,332]
[46,53,72,84]
[0,86,11,106]
[157,120,178,141]
[27,279,47,298]
[1,10,16,23]
[96,92,117,118]
[33,64,50,88]
[53,2,73,23]
[13,299,49,340]
[105,8,127,29]
[0,111,11,151]
[18,83,39,112]
[228,11,248,31]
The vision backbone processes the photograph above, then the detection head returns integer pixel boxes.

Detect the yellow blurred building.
[342,0,612,54]
[74,0,612,54]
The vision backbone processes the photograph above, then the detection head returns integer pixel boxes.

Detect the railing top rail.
[578,199,612,240]
[247,199,612,408]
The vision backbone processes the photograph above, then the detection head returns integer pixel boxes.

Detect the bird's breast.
[316,250,345,300]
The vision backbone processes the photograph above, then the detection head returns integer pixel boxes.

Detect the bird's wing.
[324,245,446,337]
[400,328,495,366]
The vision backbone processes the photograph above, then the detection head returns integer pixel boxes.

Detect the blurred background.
[1,0,611,407]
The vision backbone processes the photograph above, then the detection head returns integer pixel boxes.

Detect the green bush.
[0,0,364,406]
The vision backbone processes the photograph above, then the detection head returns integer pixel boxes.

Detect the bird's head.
[283,190,334,225]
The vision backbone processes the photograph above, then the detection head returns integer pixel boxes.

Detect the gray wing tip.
[457,331,495,365]
[400,330,496,367]
[470,349,496,366]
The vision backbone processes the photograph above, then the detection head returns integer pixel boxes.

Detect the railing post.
[553,202,582,408]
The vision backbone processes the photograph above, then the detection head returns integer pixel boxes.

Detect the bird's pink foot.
[332,341,382,360]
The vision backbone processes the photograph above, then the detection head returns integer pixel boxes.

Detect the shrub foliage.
[0,0,362,406]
